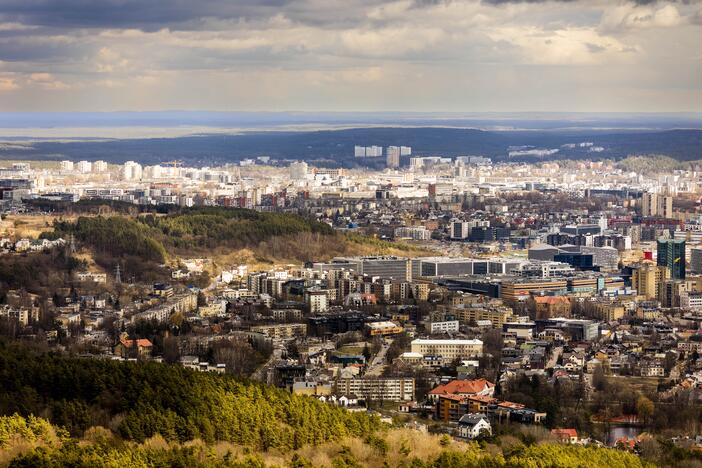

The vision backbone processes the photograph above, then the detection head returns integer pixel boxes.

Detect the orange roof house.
[429,378,495,400]
[551,428,578,443]
[114,338,153,359]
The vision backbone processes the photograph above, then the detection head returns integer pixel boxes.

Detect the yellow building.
[588,301,626,321]
[632,261,669,300]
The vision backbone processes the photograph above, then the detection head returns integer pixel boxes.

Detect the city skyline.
[0,0,700,112]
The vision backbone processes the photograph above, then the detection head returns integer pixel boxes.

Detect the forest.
[1,344,698,467]
[47,207,333,255]
[0,343,378,450]
[0,413,655,468]
[42,207,335,276]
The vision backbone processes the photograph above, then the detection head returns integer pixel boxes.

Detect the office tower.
[657,238,686,279]
[451,220,471,240]
[641,192,658,217]
[386,146,400,168]
[691,248,702,274]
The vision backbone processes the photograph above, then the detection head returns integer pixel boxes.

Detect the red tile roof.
[551,428,578,439]
[534,296,570,304]
[429,378,495,396]
[120,338,153,348]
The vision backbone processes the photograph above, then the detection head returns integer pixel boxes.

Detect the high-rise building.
[76,160,92,173]
[641,192,658,217]
[658,195,674,219]
[59,160,74,171]
[657,238,686,279]
[692,248,702,275]
[93,160,108,172]
[288,161,308,179]
[451,220,471,240]
[121,161,143,181]
[386,146,401,168]
[632,261,670,299]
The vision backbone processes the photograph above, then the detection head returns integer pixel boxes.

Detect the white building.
[386,146,401,168]
[93,160,108,172]
[410,338,483,360]
[60,160,74,172]
[430,320,460,334]
[76,160,92,173]
[305,288,328,313]
[335,377,415,402]
[289,162,309,179]
[394,226,431,241]
[681,291,702,310]
[122,161,143,180]
[457,413,492,439]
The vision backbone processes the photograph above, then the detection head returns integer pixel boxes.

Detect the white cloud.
[0,76,19,91]
[28,73,70,90]
[600,3,684,32]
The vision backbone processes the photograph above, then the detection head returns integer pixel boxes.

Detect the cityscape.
[0,0,701,467]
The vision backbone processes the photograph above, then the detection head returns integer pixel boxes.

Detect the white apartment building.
[410,338,483,359]
[680,292,702,310]
[335,377,415,402]
[394,226,431,241]
[93,160,108,172]
[305,288,328,313]
[430,320,460,334]
[122,161,143,181]
[76,160,92,173]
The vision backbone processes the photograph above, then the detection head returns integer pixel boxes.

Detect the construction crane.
[164,160,183,169]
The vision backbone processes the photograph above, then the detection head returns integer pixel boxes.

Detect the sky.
[0,0,700,113]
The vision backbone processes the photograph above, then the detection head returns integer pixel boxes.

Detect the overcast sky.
[0,0,699,112]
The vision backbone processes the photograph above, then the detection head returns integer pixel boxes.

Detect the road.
[546,346,563,369]
[365,339,393,377]
[251,344,284,383]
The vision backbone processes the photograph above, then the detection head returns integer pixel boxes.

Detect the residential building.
[335,377,415,402]
[411,338,483,360]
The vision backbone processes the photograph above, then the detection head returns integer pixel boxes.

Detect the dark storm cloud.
[0,0,293,30]
[0,0,440,32]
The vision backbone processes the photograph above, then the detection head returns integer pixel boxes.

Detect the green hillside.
[0,343,378,449]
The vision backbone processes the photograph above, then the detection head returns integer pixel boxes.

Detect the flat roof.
[412,339,483,345]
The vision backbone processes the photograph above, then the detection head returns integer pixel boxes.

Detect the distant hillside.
[42,207,430,276]
[1,127,701,166]
[45,207,332,270]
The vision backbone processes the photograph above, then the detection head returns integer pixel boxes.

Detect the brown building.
[530,295,571,320]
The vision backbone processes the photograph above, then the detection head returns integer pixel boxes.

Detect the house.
[429,378,495,401]
[457,413,492,439]
[114,338,153,359]
[551,428,579,444]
